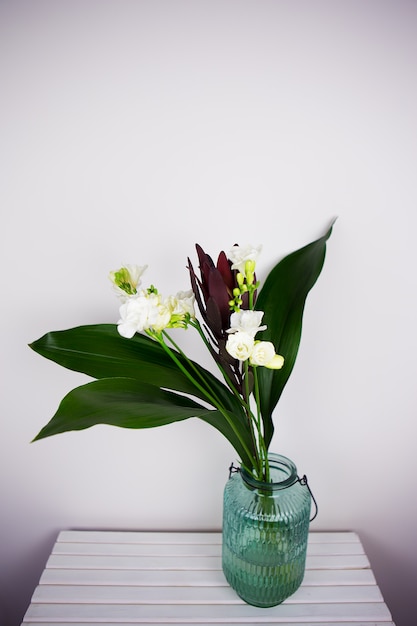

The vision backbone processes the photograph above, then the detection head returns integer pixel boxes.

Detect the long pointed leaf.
[32,378,254,465]
[32,378,208,441]
[35,378,216,440]
[255,221,334,447]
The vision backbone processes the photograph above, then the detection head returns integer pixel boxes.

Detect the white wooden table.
[21,530,395,625]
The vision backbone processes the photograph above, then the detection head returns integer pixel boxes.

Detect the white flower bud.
[249,341,276,366]
[225,331,254,362]
[228,244,262,274]
[227,310,266,337]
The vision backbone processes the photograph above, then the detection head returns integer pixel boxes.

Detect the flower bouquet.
[30,223,334,483]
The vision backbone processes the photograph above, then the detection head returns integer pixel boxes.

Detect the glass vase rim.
[240,453,298,491]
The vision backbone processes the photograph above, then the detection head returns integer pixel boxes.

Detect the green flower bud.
[245,259,256,275]
[110,268,137,295]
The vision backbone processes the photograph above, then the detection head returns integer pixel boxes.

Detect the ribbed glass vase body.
[222,454,311,607]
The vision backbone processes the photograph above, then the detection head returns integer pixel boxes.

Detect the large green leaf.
[29,324,241,417]
[255,221,334,447]
[32,378,207,440]
[30,326,256,463]
[32,377,254,466]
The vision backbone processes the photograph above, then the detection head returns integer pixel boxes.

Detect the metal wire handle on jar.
[298,474,318,522]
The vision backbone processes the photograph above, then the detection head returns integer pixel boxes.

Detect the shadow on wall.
[3,530,58,626]
[361,531,414,626]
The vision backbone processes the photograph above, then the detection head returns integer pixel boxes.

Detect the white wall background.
[1,1,416,624]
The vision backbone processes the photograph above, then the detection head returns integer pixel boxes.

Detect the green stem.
[253,365,270,483]
[247,283,270,480]
[162,328,214,399]
[149,329,256,467]
[243,361,263,478]
[189,319,261,467]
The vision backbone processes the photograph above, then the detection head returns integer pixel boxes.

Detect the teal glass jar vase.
[222,453,313,607]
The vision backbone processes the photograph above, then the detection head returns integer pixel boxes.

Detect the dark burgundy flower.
[188,244,255,393]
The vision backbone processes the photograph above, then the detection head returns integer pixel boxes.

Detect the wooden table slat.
[39,566,377,587]
[56,530,361,545]
[51,540,366,557]
[31,583,384,604]
[45,553,371,571]
[23,601,393,622]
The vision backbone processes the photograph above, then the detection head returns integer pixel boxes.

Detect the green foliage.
[30,325,255,465]
[29,222,334,472]
[256,222,335,447]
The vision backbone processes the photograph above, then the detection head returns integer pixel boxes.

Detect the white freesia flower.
[168,290,195,317]
[249,341,284,369]
[109,264,148,299]
[249,341,276,366]
[228,244,262,274]
[117,297,144,338]
[117,291,171,337]
[225,331,255,362]
[227,310,266,337]
[124,264,147,287]
[226,329,284,369]
[143,292,173,332]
